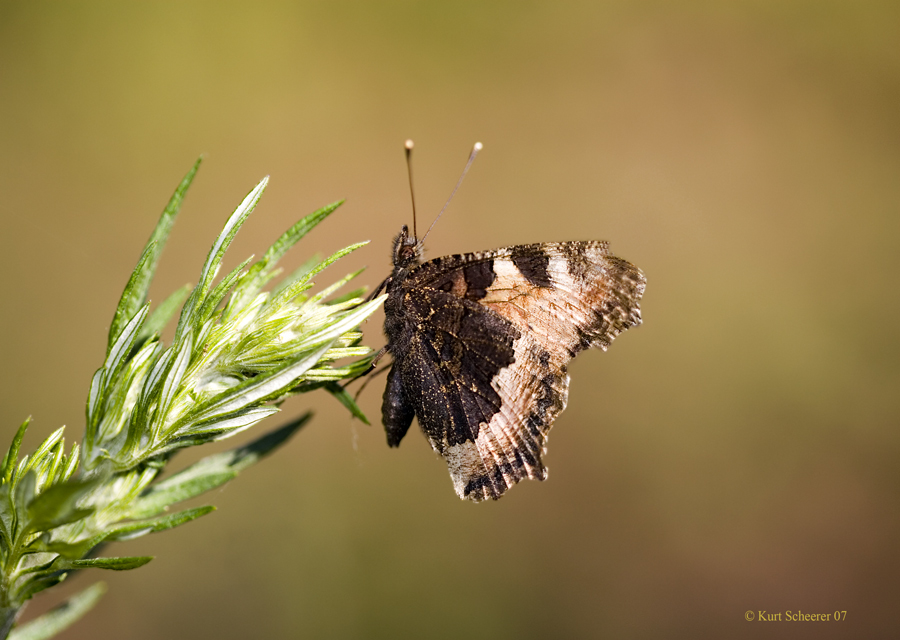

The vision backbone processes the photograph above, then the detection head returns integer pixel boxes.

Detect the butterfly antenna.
[419,141,483,246]
[405,139,418,240]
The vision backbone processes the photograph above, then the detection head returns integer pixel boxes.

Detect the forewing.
[407,241,645,371]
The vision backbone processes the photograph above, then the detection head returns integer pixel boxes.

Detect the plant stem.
[0,605,20,639]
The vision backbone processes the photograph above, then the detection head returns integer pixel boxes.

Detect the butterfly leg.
[343,344,390,389]
[351,363,391,401]
[382,364,415,447]
[365,276,391,302]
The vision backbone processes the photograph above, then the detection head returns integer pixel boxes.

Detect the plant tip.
[474,142,483,151]
[405,139,414,150]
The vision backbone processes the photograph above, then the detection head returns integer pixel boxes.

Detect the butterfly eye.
[398,243,418,264]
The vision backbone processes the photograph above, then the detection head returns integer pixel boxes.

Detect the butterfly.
[372,141,646,502]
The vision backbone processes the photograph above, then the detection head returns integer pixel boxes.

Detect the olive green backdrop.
[1,1,898,638]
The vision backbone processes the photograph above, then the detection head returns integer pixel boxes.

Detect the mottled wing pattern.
[411,242,646,361]
[386,287,565,500]
[385,242,645,501]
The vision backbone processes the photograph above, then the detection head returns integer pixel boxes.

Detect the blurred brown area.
[1,1,898,638]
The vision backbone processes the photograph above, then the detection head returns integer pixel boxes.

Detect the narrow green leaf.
[107,242,156,355]
[108,157,201,352]
[300,269,364,309]
[131,472,236,519]
[157,335,193,425]
[38,536,99,562]
[13,471,37,531]
[88,305,151,445]
[58,443,79,482]
[0,483,12,548]
[263,201,343,269]
[223,412,311,474]
[85,368,105,442]
[131,414,310,518]
[12,574,66,609]
[28,507,95,536]
[65,556,153,571]
[302,241,368,286]
[42,441,65,487]
[325,382,370,425]
[199,179,268,293]
[25,428,65,473]
[158,432,226,451]
[266,242,367,310]
[112,340,163,452]
[139,345,175,408]
[8,582,106,640]
[175,177,267,342]
[327,286,368,306]
[107,506,215,541]
[26,480,97,533]
[104,305,149,385]
[182,407,280,438]
[2,418,30,482]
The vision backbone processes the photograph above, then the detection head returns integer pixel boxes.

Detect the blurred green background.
[1,1,898,638]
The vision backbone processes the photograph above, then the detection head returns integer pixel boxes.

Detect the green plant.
[0,159,384,639]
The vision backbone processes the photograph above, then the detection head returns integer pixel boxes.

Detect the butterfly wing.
[407,242,645,362]
[387,286,562,501]
[384,241,645,501]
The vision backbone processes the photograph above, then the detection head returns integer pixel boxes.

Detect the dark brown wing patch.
[432,259,496,301]
[511,246,552,287]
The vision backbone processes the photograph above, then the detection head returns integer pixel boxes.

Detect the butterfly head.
[392,225,422,269]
